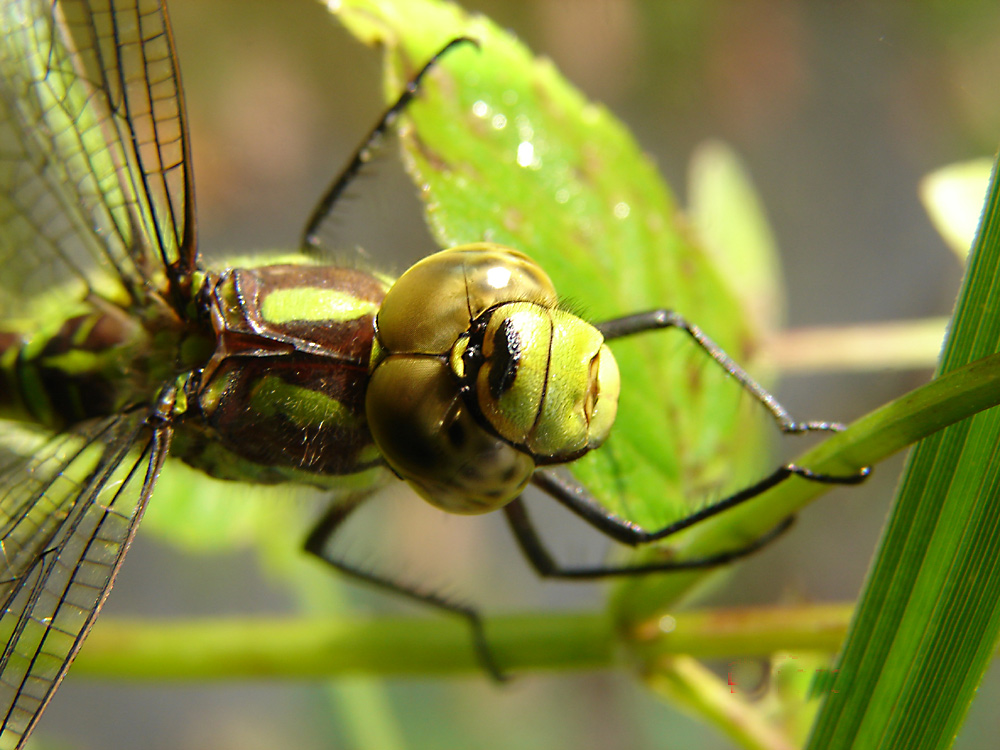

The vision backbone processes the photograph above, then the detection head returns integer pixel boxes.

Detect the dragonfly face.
[367,244,621,514]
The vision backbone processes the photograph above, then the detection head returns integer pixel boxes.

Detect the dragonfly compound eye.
[464,302,621,458]
[366,244,622,514]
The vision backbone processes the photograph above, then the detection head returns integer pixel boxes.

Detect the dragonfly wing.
[0,0,195,317]
[0,413,168,748]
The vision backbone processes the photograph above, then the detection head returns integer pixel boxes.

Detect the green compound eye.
[366,244,621,514]
[472,302,620,458]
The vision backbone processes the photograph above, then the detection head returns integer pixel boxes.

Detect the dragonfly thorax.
[178,263,390,487]
[367,244,621,514]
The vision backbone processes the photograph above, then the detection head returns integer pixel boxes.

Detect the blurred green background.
[35,1,999,748]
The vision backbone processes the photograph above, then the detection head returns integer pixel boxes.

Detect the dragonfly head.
[366,244,621,514]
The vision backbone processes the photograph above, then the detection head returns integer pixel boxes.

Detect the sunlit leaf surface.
[331,0,776,538]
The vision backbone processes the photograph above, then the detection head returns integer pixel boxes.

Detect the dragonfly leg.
[304,499,506,681]
[598,310,862,437]
[504,496,796,578]
[532,464,868,548]
[301,37,479,248]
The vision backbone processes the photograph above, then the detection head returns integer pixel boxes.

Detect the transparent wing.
[0,0,195,318]
[0,414,167,749]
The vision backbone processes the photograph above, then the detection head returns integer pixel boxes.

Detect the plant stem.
[72,603,854,680]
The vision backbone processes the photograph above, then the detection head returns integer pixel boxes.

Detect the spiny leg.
[531,465,867,548]
[304,498,505,681]
[301,37,478,249]
[504,496,796,579]
[516,312,871,574]
[598,310,854,436]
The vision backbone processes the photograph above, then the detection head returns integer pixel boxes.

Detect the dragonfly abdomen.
[0,304,154,430]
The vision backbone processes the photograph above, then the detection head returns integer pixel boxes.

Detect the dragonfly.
[0,0,869,746]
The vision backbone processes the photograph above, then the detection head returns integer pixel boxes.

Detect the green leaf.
[688,140,785,336]
[806,157,1000,747]
[331,0,774,540]
[920,157,994,261]
[328,0,1000,682]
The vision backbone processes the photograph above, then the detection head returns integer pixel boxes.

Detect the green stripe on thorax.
[261,287,380,325]
[177,262,391,485]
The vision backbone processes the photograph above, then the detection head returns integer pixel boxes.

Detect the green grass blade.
[806,156,1000,749]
